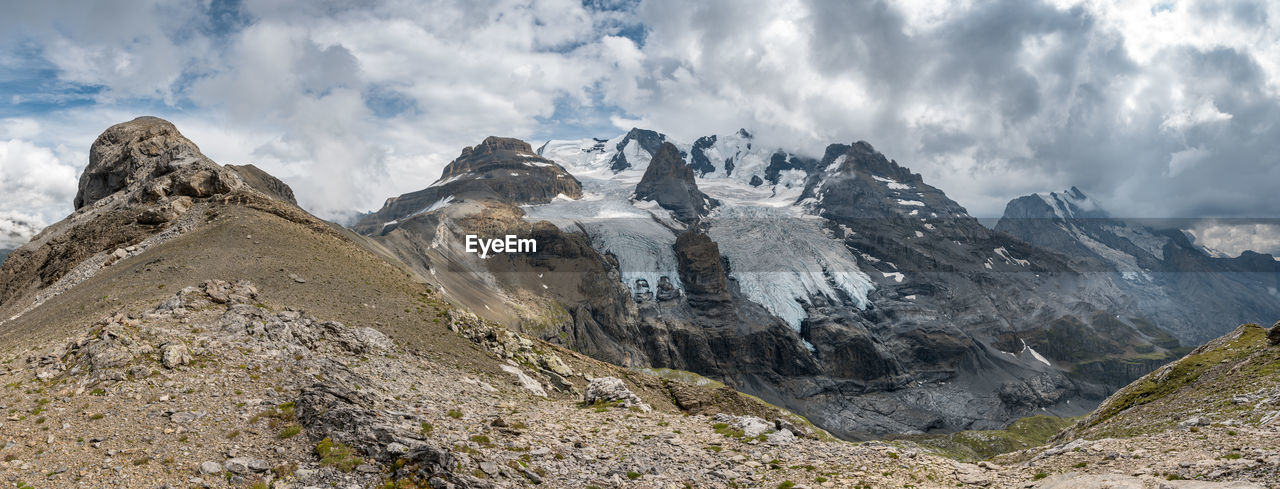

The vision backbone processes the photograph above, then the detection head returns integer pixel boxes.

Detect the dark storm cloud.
[776,0,1279,225]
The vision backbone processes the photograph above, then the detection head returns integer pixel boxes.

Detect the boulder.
[583,377,651,412]
[160,342,192,369]
[224,457,270,474]
[500,364,547,397]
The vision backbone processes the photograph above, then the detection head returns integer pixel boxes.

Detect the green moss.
[712,422,746,440]
[278,424,302,439]
[316,437,362,472]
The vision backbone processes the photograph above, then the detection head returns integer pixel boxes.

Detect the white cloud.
[1188,222,1280,257]
[0,138,79,246]
[1160,99,1233,132]
[0,0,1278,239]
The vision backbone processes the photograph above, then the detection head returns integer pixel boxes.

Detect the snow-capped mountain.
[997,187,1280,342]
[352,128,1280,440]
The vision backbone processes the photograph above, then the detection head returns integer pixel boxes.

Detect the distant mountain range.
[352,127,1280,439]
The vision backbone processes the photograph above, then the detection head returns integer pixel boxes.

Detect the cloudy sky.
[1,0,1278,253]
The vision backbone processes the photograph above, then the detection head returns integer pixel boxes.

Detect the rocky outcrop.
[635,142,717,223]
[74,117,240,209]
[584,376,652,412]
[673,228,729,304]
[448,308,577,394]
[0,117,300,312]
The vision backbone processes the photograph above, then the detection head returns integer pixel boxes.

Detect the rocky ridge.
[997,187,1280,344]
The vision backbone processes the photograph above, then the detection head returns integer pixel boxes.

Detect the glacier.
[535,131,877,332]
[523,146,686,298]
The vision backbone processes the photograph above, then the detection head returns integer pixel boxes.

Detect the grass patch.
[278,424,302,439]
[712,422,746,439]
[251,401,298,430]
[316,437,362,472]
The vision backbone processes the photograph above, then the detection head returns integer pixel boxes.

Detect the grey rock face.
[75,116,240,210]
[672,228,729,304]
[583,377,651,412]
[227,164,297,205]
[610,128,669,172]
[634,142,718,223]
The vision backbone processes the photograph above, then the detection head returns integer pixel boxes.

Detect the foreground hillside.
[986,322,1280,487]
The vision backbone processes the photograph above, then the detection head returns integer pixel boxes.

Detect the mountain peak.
[76,116,225,209]
[1036,186,1108,220]
[464,136,536,157]
[610,128,670,172]
[352,136,582,234]
[445,136,559,178]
